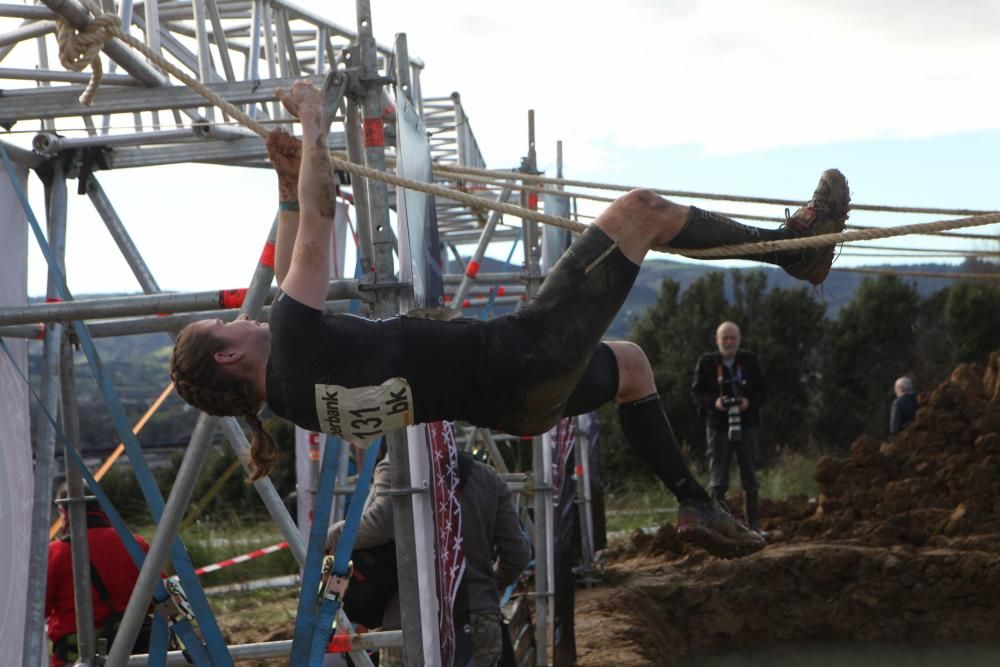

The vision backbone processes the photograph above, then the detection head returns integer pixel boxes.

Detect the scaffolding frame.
[0,1,599,665]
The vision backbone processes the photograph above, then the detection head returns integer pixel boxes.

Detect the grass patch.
[603,450,821,534]
[758,450,820,500]
[604,479,678,534]
[136,513,297,585]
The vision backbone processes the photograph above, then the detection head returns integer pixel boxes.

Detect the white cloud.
[329,0,1000,161]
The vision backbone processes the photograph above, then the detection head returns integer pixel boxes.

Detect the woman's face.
[187,314,271,367]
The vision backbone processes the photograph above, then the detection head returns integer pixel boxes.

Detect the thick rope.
[55,13,120,106]
[678,212,1000,258]
[433,163,1000,218]
[59,8,1000,257]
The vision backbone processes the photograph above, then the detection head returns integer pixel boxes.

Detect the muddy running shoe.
[779,168,851,285]
[676,498,766,558]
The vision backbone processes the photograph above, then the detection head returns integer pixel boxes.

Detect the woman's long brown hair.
[170,323,278,480]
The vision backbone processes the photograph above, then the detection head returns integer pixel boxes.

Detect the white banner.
[0,161,31,656]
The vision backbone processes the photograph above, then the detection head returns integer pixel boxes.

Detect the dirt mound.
[769,353,1000,547]
[575,352,1000,666]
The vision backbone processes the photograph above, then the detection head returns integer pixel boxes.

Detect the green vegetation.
[604,449,821,534]
[599,270,1000,492]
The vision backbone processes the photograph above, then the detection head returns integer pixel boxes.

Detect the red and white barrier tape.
[195,541,289,575]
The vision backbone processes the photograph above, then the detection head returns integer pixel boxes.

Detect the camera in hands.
[721,396,742,442]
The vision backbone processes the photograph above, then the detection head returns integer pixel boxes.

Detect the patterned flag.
[426,421,465,667]
[551,417,576,509]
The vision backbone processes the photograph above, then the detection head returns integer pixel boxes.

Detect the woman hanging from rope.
[170,81,850,557]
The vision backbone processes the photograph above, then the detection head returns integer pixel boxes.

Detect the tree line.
[597,271,1000,488]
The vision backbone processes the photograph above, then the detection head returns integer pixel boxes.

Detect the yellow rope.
[57,7,1000,257]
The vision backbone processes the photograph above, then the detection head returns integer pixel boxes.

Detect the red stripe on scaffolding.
[496,286,506,296]
[363,118,384,147]
[260,241,276,268]
[219,288,247,309]
[465,260,480,278]
[527,193,539,210]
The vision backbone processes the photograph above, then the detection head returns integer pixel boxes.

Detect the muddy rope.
[59,5,1000,257]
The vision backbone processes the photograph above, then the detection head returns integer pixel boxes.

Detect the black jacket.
[889,392,918,435]
[692,350,767,431]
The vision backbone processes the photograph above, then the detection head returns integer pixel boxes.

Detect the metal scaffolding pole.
[517,111,552,666]
[87,176,162,292]
[449,187,514,308]
[0,307,268,339]
[573,418,598,584]
[352,4,429,662]
[125,631,403,665]
[21,158,68,667]
[60,330,98,665]
[0,279,361,326]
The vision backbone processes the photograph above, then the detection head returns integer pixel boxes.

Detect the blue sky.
[8,0,999,295]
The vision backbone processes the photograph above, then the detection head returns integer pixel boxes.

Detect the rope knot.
[56,13,121,106]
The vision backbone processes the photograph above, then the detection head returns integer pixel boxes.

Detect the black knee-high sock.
[668,206,801,268]
[619,394,710,503]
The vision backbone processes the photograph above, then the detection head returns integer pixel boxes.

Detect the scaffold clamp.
[156,575,195,626]
[319,554,353,603]
[321,70,350,135]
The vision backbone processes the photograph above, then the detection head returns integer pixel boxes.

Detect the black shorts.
[475,226,639,434]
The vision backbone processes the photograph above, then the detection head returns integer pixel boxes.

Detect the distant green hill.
[602,258,972,337]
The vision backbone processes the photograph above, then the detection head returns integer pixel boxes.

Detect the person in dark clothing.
[327,452,530,667]
[692,322,767,532]
[890,376,918,436]
[45,484,150,667]
[170,81,852,558]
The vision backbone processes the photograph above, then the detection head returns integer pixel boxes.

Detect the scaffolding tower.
[0,1,597,665]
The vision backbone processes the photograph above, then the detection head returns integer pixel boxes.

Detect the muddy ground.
[572,353,1000,666]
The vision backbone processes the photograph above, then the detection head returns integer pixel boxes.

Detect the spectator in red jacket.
[45,483,150,667]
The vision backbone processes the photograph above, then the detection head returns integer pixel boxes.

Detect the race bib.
[314,377,414,445]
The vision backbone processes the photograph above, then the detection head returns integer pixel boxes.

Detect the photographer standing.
[692,321,767,533]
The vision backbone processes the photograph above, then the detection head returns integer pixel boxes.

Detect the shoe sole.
[677,524,765,559]
[790,169,851,285]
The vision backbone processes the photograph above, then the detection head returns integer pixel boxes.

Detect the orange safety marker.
[362,117,384,147]
[260,241,276,268]
[326,632,354,654]
[219,288,247,309]
[49,383,176,539]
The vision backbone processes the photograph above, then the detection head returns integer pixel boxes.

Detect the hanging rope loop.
[55,12,120,106]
